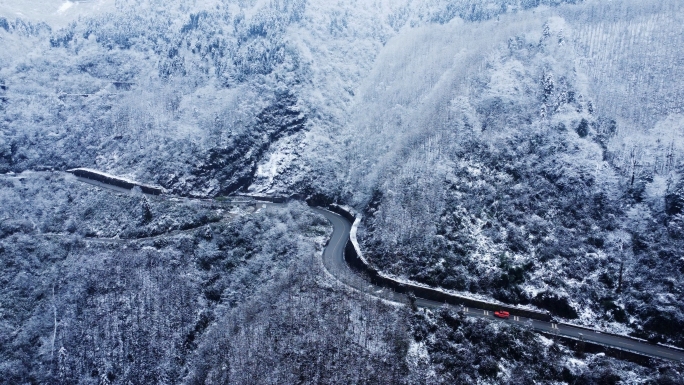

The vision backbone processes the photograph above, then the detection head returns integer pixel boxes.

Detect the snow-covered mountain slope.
[2,0,683,339]
[1,0,310,196]
[0,0,117,28]
[2,0,684,381]
[259,0,684,346]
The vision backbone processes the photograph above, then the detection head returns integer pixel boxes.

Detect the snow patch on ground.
[57,2,74,14]
[0,0,116,27]
[406,340,434,376]
[564,356,588,373]
[538,334,555,347]
[252,134,303,193]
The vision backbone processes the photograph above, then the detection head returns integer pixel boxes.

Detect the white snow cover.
[336,203,549,317]
[67,168,162,190]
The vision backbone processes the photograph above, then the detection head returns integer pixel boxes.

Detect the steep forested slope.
[0,173,352,383]
[2,0,684,383]
[318,1,684,348]
[0,0,308,196]
[2,173,679,384]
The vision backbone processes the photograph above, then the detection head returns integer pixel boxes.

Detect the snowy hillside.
[297,0,684,347]
[1,0,684,383]
[251,0,684,350]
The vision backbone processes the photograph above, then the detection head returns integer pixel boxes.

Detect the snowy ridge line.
[67,168,163,195]
[327,204,552,322]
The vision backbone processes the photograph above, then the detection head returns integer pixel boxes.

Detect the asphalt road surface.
[66,173,684,364]
[313,207,684,363]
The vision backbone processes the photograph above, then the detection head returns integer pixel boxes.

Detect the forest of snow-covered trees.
[2,0,684,383]
[336,1,684,351]
[3,172,681,384]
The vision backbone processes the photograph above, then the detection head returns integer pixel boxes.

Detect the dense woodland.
[1,0,684,383]
[343,2,684,349]
[2,174,680,383]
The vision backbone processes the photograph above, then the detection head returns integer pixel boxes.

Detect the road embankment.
[67,168,163,195]
[325,204,552,321]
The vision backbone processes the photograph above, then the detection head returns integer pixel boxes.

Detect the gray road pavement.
[64,173,684,363]
[313,207,684,363]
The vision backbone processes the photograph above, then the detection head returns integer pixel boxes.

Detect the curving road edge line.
[63,170,684,364]
[314,204,684,364]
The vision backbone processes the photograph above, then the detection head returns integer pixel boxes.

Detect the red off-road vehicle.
[494,310,510,319]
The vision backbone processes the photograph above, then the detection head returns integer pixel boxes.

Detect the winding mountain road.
[312,207,684,363]
[64,171,684,363]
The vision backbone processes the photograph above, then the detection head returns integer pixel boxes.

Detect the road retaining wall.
[235,194,288,203]
[68,168,163,195]
[538,330,655,366]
